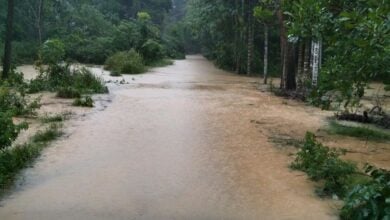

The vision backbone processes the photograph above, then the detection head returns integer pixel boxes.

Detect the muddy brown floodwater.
[0,56,338,220]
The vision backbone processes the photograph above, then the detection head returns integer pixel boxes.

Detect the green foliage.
[12,41,40,64]
[32,124,62,143]
[0,142,42,190]
[141,39,165,64]
[186,0,281,73]
[137,12,152,21]
[291,132,356,196]
[40,39,66,65]
[105,50,146,74]
[3,0,184,66]
[385,85,390,92]
[73,96,94,108]
[0,82,40,116]
[0,124,62,191]
[0,112,28,150]
[56,87,81,99]
[40,113,69,123]
[341,165,390,220]
[254,6,274,23]
[328,121,390,142]
[28,64,107,95]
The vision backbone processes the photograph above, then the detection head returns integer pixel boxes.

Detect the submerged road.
[0,56,337,220]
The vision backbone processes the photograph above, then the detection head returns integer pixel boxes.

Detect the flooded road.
[0,56,337,219]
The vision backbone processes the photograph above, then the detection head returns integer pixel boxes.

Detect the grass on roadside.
[0,123,63,195]
[40,113,71,123]
[327,120,390,142]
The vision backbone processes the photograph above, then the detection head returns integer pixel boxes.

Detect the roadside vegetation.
[292,132,390,219]
[327,121,390,142]
[0,124,63,195]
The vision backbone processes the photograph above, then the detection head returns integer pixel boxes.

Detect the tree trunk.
[234,0,241,74]
[311,39,321,87]
[286,43,296,90]
[2,0,15,79]
[247,0,254,75]
[37,0,44,44]
[263,24,269,84]
[303,39,311,83]
[296,39,304,88]
[276,0,287,89]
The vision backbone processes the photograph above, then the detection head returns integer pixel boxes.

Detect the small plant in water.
[73,96,94,107]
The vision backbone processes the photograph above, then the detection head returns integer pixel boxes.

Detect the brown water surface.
[0,56,337,220]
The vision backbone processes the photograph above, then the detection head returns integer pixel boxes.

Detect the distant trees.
[187,0,389,109]
[186,0,281,75]
[0,0,185,67]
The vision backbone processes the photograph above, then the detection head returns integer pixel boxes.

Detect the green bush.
[40,39,66,65]
[140,39,165,64]
[0,85,39,116]
[385,85,390,91]
[0,112,28,150]
[104,49,145,74]
[291,132,357,196]
[28,65,107,95]
[341,165,390,220]
[0,124,61,190]
[73,96,94,107]
[56,87,81,99]
[64,36,114,64]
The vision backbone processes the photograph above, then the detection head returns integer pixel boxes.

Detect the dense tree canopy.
[186,0,389,109]
[0,0,185,65]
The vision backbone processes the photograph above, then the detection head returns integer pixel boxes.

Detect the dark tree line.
[187,0,389,108]
[1,0,187,78]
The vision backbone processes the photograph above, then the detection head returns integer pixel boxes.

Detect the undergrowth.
[0,124,62,195]
[104,49,145,74]
[328,121,390,142]
[73,96,94,107]
[291,132,357,197]
[28,64,108,95]
[291,132,390,219]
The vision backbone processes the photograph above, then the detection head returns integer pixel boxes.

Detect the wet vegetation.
[292,133,390,219]
[0,123,63,195]
[73,96,94,108]
[327,121,390,142]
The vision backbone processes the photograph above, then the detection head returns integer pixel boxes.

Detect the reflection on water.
[0,56,337,220]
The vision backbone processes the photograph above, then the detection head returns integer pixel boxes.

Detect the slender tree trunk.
[296,39,304,88]
[303,39,311,83]
[2,0,15,79]
[247,0,254,75]
[276,0,287,89]
[263,24,269,84]
[234,0,240,74]
[311,39,321,87]
[286,43,296,90]
[37,0,44,44]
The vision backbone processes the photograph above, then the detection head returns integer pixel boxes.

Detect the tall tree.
[254,1,274,84]
[2,0,15,79]
[246,0,254,75]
